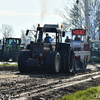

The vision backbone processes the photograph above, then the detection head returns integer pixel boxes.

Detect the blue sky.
[0,0,64,38]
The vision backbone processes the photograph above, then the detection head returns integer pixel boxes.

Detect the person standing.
[74,35,81,41]
[65,36,70,42]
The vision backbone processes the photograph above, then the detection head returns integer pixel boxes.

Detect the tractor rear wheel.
[0,50,3,61]
[18,51,30,73]
[84,56,88,69]
[80,58,87,71]
[12,51,18,62]
[46,51,60,74]
[58,49,66,72]
[65,47,74,73]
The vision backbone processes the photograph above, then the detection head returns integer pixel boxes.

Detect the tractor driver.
[74,35,81,41]
[44,33,51,43]
[65,36,70,42]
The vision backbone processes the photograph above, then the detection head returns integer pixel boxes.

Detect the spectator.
[65,36,70,42]
[74,35,81,41]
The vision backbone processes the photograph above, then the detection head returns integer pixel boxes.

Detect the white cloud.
[0,10,60,18]
[0,10,40,16]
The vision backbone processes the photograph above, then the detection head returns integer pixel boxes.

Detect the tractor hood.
[4,45,13,53]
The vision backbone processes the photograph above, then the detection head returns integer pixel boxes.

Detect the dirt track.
[0,63,100,100]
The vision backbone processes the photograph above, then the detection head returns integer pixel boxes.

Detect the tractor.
[18,24,75,73]
[66,29,90,71]
[90,40,100,62]
[0,38,24,62]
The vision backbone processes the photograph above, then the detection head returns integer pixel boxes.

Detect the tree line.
[1,0,100,42]
[0,24,36,43]
[56,0,100,40]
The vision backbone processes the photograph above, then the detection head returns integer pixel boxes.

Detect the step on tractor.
[18,24,75,73]
[66,29,90,71]
[0,38,24,62]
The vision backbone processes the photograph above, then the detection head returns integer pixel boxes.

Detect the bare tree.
[0,24,14,38]
[55,0,85,31]
[55,0,100,40]
[21,25,37,43]
[88,0,100,40]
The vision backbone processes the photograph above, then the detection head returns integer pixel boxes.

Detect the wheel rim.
[55,53,60,73]
[84,59,87,69]
[69,51,74,72]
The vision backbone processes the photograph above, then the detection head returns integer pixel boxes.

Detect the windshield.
[36,31,57,43]
[6,39,20,45]
[42,32,56,42]
[91,42,100,48]
[91,42,100,51]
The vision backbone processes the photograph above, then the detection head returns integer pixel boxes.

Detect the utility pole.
[76,0,79,28]
[85,0,89,39]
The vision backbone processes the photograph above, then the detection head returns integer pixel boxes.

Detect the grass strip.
[56,86,100,100]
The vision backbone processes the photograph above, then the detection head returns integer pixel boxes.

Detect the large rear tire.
[0,50,3,61]
[18,51,30,73]
[46,51,60,74]
[58,49,66,72]
[65,47,74,73]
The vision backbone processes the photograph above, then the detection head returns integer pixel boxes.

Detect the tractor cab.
[36,24,65,44]
[90,40,100,59]
[0,37,24,62]
[5,38,21,47]
[26,24,65,50]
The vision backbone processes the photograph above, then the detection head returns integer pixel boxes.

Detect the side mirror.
[0,40,1,44]
[26,30,29,35]
[62,31,65,37]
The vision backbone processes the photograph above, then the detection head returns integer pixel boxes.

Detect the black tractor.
[18,24,75,73]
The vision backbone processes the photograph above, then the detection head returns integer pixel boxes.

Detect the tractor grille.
[33,43,43,57]
[33,47,43,54]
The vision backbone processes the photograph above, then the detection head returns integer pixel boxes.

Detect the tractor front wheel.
[0,50,3,61]
[65,47,74,73]
[18,51,30,73]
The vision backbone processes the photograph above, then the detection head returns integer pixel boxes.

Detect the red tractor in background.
[18,24,75,73]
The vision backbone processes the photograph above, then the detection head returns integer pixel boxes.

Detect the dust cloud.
[39,0,48,25]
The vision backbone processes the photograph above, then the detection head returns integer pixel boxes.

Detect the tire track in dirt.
[0,71,100,100]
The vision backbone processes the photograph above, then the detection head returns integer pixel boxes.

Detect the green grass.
[56,86,100,100]
[0,62,18,66]
[90,57,100,63]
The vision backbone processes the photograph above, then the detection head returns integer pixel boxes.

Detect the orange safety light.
[84,26,86,28]
[38,24,40,27]
[61,24,63,28]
